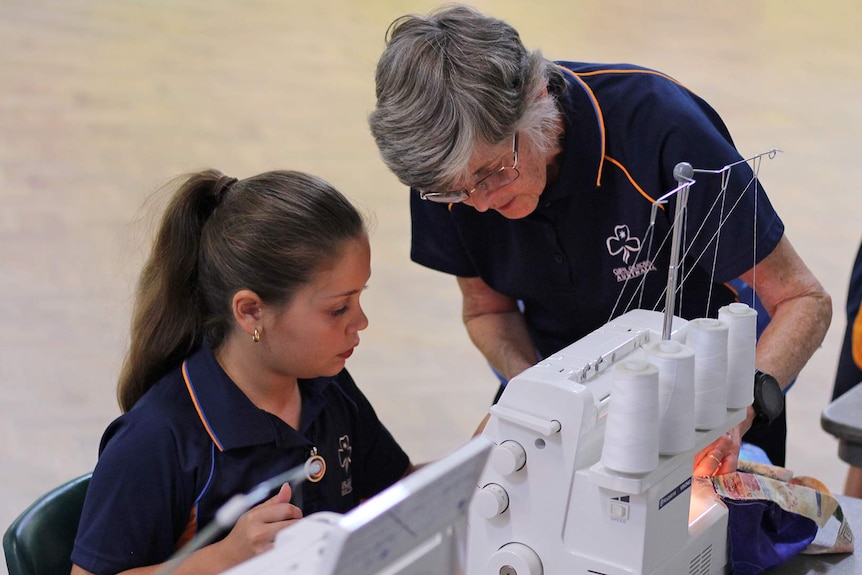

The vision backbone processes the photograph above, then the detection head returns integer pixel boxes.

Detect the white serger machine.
[466,161,755,575]
[467,307,750,575]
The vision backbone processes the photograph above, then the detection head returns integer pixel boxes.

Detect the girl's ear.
[232,289,263,339]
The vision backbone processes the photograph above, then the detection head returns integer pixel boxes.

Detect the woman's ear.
[232,289,263,339]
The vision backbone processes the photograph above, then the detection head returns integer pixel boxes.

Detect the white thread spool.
[601,359,660,474]
[686,318,729,430]
[719,302,758,409]
[646,340,696,455]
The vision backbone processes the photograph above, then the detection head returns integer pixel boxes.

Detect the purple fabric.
[722,497,818,575]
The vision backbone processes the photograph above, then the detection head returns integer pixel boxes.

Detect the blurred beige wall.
[2,2,860,569]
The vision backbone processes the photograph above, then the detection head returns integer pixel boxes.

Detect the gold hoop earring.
[252,328,260,343]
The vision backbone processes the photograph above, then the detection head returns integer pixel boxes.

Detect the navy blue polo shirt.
[72,342,409,575]
[833,241,862,400]
[411,61,784,358]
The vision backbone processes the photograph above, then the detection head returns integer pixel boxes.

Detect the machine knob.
[473,483,509,519]
[490,440,527,475]
[488,542,543,575]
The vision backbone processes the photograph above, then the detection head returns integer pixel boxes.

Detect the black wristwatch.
[752,370,784,426]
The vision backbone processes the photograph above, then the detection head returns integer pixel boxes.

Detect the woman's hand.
[693,429,740,477]
[693,405,756,477]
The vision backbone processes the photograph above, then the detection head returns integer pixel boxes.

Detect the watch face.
[755,371,784,424]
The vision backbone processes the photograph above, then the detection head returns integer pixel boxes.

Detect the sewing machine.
[467,308,747,575]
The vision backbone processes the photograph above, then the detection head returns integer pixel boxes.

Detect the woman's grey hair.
[368,4,563,192]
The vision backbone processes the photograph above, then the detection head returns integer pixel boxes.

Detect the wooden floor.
[2,1,861,570]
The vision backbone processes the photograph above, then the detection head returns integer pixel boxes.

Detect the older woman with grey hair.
[368,4,831,475]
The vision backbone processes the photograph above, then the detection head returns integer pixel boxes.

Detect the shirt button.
[554,254,564,264]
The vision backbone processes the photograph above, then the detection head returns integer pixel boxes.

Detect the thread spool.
[645,340,696,455]
[601,359,660,474]
[686,318,729,430]
[718,302,757,409]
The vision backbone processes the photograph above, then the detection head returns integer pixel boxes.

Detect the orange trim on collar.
[182,360,225,452]
[573,67,687,89]
[559,65,605,187]
[558,65,692,193]
[604,155,664,208]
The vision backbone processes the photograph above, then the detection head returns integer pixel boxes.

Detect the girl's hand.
[219,483,303,564]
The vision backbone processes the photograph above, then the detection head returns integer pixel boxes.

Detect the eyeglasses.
[419,133,520,203]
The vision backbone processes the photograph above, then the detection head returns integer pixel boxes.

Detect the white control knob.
[473,483,509,519]
[488,542,543,575]
[490,440,527,475]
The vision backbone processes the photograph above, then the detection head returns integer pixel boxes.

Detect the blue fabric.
[739,442,772,465]
[833,239,862,400]
[723,497,818,575]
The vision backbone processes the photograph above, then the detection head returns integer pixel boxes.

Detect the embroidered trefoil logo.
[607,224,657,282]
[338,435,353,496]
[338,435,352,474]
[606,225,641,264]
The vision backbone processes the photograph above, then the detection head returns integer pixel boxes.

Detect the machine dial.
[490,440,527,475]
[473,483,509,519]
[488,542,543,575]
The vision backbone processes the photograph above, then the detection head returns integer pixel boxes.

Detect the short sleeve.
[654,85,785,282]
[410,189,479,277]
[834,242,862,400]
[71,414,196,574]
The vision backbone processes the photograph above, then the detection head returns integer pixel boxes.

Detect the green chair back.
[3,473,92,575]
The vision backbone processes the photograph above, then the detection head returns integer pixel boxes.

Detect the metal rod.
[662,162,695,340]
[692,148,782,174]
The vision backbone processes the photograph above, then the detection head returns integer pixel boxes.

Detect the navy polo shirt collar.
[538,63,606,206]
[181,342,332,452]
